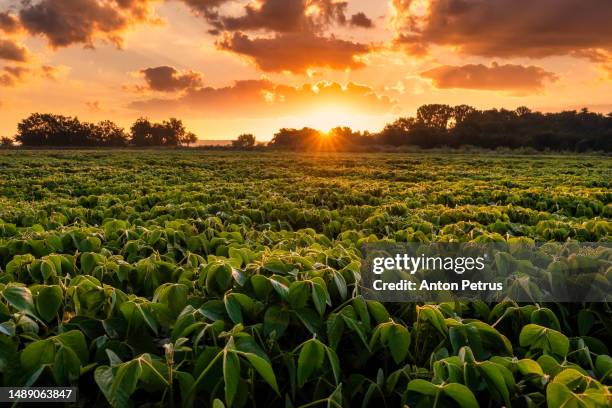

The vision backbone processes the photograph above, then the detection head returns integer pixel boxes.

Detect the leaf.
[366,301,390,324]
[326,313,344,350]
[3,285,37,316]
[53,346,81,384]
[36,285,63,322]
[263,306,289,338]
[224,293,243,324]
[297,339,325,387]
[238,351,279,394]
[324,346,341,385]
[477,361,511,407]
[519,324,570,357]
[294,308,322,335]
[288,281,310,310]
[55,330,89,364]
[443,383,479,408]
[311,281,327,316]
[386,323,410,364]
[407,379,439,397]
[517,359,544,377]
[223,350,240,407]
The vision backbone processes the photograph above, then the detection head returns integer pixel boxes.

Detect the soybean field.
[0,151,610,407]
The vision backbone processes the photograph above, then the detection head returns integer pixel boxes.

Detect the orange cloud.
[17,0,157,48]
[0,39,29,62]
[0,11,20,33]
[393,0,612,60]
[139,66,204,92]
[0,66,29,86]
[217,32,369,73]
[129,79,394,117]
[421,63,558,92]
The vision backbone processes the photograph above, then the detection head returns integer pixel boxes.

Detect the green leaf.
[223,350,240,407]
[224,294,243,324]
[263,306,289,338]
[288,281,310,310]
[53,346,81,384]
[36,285,63,322]
[519,324,570,357]
[477,361,511,407]
[311,281,327,316]
[238,351,279,394]
[386,323,410,364]
[366,301,390,324]
[518,359,544,377]
[407,379,439,397]
[3,285,36,316]
[297,339,325,387]
[443,383,479,408]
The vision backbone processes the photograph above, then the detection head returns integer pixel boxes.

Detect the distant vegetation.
[1,105,611,151]
[2,114,197,148]
[267,105,612,152]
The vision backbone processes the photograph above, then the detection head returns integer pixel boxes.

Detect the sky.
[1,0,612,141]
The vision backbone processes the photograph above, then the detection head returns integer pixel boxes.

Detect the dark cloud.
[349,12,373,28]
[421,62,558,92]
[393,0,612,59]
[41,65,60,80]
[140,66,204,92]
[0,65,29,86]
[129,79,394,117]
[0,39,29,62]
[186,0,348,33]
[217,32,369,72]
[17,0,156,48]
[0,11,20,33]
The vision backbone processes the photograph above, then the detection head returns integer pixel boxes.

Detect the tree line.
[1,114,197,147]
[1,105,611,151]
[268,105,612,152]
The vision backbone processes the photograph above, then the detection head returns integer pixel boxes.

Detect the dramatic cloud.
[349,12,373,28]
[17,0,157,48]
[0,39,29,62]
[421,63,558,92]
[139,66,203,92]
[0,66,29,86]
[217,32,369,72]
[186,0,348,33]
[0,11,20,33]
[130,79,394,117]
[392,0,612,59]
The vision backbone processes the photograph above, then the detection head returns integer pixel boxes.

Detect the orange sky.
[1,0,611,140]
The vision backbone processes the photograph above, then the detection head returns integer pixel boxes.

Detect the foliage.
[13,114,197,147]
[0,151,610,407]
[232,134,256,149]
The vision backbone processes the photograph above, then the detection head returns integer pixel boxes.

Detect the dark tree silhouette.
[1,136,13,147]
[130,117,194,147]
[232,133,256,148]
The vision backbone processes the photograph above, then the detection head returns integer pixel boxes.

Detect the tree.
[130,117,194,147]
[269,128,320,149]
[232,133,256,149]
[130,118,155,146]
[161,118,186,146]
[181,132,198,147]
[1,136,13,147]
[416,104,454,129]
[15,113,91,146]
[90,120,128,146]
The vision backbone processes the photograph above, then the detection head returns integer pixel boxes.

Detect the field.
[0,150,611,407]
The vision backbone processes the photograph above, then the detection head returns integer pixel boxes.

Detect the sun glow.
[304,105,360,132]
